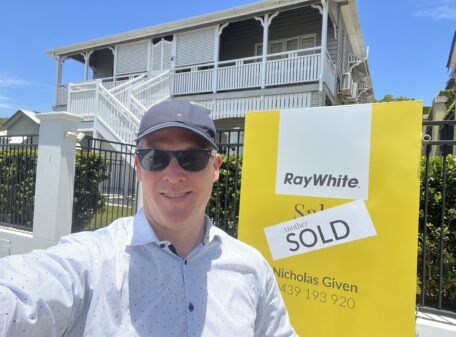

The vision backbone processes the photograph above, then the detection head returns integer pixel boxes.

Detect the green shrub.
[0,148,38,228]
[71,151,109,232]
[0,149,109,232]
[418,154,456,308]
[207,154,242,238]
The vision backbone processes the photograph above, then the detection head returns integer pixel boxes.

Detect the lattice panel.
[117,40,148,75]
[176,27,215,66]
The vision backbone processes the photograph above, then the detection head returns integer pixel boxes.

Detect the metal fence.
[0,135,39,231]
[418,120,456,314]
[72,137,138,233]
[71,129,245,234]
[207,128,244,237]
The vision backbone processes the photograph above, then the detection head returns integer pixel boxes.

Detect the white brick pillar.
[33,112,83,244]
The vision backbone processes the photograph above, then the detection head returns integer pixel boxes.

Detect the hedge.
[207,154,242,238]
[418,154,456,309]
[0,149,109,231]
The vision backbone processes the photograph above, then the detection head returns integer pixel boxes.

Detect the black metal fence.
[207,128,244,237]
[418,120,456,314]
[0,135,39,231]
[71,129,245,234]
[72,137,138,232]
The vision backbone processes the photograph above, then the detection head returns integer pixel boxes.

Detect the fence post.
[32,112,83,244]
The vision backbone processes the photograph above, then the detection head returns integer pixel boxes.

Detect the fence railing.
[72,137,138,233]
[207,129,244,237]
[418,119,456,313]
[0,135,39,231]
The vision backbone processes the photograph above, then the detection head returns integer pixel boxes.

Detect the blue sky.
[0,0,455,118]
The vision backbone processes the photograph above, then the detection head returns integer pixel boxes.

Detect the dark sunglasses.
[136,148,215,172]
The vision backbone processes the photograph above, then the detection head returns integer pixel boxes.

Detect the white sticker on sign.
[264,200,376,260]
[276,105,372,200]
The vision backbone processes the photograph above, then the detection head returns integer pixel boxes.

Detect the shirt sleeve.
[0,234,98,337]
[254,261,298,337]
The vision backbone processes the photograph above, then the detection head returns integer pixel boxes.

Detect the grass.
[86,204,135,230]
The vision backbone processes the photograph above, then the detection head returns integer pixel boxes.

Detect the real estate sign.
[238,102,422,337]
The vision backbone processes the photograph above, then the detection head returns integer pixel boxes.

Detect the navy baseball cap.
[135,100,217,149]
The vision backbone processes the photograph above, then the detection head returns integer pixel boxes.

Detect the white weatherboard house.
[46,0,372,146]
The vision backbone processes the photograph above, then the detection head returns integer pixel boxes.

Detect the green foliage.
[207,154,242,238]
[438,89,456,117]
[0,149,109,232]
[374,94,415,103]
[418,155,456,308]
[0,117,7,130]
[423,106,432,116]
[72,151,109,232]
[0,148,38,228]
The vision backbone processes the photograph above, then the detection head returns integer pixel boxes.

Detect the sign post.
[238,102,422,337]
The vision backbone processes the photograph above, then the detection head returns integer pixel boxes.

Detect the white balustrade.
[217,58,261,91]
[96,85,139,144]
[172,47,327,95]
[129,71,171,112]
[56,85,68,106]
[67,82,98,116]
[173,68,213,95]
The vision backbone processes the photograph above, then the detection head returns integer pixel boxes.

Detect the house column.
[312,1,329,101]
[213,23,229,93]
[110,47,117,84]
[170,35,177,97]
[54,56,66,107]
[83,51,94,81]
[255,12,279,89]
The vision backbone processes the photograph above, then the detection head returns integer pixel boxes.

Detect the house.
[45,0,373,146]
[426,31,456,155]
[0,109,40,144]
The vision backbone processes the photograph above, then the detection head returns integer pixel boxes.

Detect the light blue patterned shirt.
[0,209,296,337]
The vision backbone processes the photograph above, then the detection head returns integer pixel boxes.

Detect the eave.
[45,0,315,57]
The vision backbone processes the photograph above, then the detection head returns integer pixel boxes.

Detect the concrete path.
[416,311,456,337]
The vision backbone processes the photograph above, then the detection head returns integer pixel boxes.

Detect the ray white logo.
[264,200,376,260]
[276,105,372,200]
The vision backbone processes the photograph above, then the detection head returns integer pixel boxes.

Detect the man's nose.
[162,157,187,182]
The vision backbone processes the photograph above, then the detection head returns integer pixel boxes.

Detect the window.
[255,34,316,57]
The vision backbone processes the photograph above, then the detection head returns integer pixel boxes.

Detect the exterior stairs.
[67,71,170,146]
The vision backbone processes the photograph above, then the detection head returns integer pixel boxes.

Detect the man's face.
[135,127,222,235]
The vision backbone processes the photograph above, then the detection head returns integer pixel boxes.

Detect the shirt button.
[184,260,187,265]
[188,302,194,312]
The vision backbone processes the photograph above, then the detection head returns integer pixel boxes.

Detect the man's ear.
[134,154,143,182]
[212,153,222,183]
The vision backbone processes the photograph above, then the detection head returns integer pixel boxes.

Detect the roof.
[45,0,368,59]
[2,109,40,129]
[447,31,456,70]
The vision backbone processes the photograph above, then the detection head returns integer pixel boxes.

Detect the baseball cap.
[135,100,217,149]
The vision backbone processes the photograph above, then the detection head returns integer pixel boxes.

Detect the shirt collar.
[128,208,222,247]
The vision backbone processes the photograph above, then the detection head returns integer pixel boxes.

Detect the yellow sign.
[238,102,422,337]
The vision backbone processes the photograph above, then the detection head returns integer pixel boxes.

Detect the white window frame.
[254,34,317,56]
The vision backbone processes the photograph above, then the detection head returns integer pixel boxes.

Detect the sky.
[0,0,455,118]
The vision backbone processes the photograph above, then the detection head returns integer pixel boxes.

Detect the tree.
[374,94,415,102]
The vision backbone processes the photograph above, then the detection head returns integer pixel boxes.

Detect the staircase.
[67,71,171,145]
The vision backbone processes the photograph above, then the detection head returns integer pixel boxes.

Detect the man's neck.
[150,218,206,258]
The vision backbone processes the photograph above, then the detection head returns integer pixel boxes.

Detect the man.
[0,100,296,337]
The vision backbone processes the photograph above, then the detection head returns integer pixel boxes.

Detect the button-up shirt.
[0,209,296,337]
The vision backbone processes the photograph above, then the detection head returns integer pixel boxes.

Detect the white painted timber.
[196,92,312,120]
[172,47,326,96]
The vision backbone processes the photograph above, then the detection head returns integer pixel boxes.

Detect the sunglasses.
[136,148,215,172]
